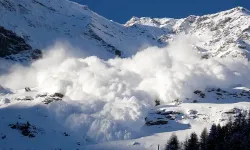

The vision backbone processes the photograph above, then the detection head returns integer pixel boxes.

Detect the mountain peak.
[232,6,249,13]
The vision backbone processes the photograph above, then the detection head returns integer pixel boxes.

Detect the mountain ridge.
[0,0,249,62]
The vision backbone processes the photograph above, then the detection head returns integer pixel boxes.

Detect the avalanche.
[0,0,250,149]
[1,35,250,146]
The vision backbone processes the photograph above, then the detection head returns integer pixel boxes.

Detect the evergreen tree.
[247,111,250,125]
[215,124,224,150]
[165,134,180,150]
[233,112,243,132]
[184,132,199,150]
[224,116,233,137]
[200,128,208,150]
[206,124,217,150]
[164,113,250,150]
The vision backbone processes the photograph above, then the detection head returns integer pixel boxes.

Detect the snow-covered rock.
[125,7,250,59]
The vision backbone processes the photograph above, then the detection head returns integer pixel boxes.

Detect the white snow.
[0,0,250,149]
[1,35,250,150]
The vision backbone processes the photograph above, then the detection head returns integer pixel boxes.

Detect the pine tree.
[183,137,189,150]
[246,111,250,134]
[165,134,180,150]
[233,112,243,132]
[207,124,217,150]
[225,116,233,136]
[247,111,250,125]
[164,114,250,150]
[200,128,208,150]
[215,124,224,150]
[184,132,199,150]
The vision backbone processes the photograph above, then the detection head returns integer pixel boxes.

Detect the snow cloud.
[0,35,250,142]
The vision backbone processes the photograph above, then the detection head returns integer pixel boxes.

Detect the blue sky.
[73,0,250,23]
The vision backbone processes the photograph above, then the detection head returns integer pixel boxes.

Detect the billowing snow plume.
[0,35,250,142]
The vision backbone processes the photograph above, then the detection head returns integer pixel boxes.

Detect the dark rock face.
[36,93,48,98]
[223,108,241,115]
[145,110,183,126]
[84,25,123,57]
[0,26,42,61]
[50,93,64,98]
[43,97,62,104]
[9,122,37,138]
[145,120,168,126]
[194,90,206,98]
[25,87,31,92]
[35,92,63,104]
[15,96,34,101]
[42,93,64,104]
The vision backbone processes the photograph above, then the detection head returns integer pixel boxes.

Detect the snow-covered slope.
[1,0,249,62]
[0,0,161,60]
[125,7,250,59]
[0,26,42,62]
[1,0,250,149]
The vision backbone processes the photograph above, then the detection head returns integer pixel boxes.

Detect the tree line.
[165,111,250,150]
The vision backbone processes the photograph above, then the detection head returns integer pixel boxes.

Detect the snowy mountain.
[125,7,250,59]
[0,0,249,62]
[0,0,161,60]
[0,26,42,62]
[0,0,250,150]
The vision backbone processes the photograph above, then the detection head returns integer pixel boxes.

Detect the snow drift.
[0,35,250,142]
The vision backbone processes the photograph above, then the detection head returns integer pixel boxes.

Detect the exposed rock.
[188,110,198,115]
[84,25,123,57]
[132,142,140,145]
[9,122,37,138]
[41,93,63,104]
[194,90,206,98]
[0,26,42,62]
[36,93,48,98]
[36,92,63,104]
[145,119,168,126]
[223,108,241,114]
[63,132,69,136]
[188,110,198,119]
[15,96,34,101]
[115,50,121,57]
[145,109,183,126]
[50,93,64,98]
[1,135,6,139]
[193,100,198,103]
[155,99,160,106]
[25,87,31,92]
[42,97,62,104]
[157,110,180,115]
